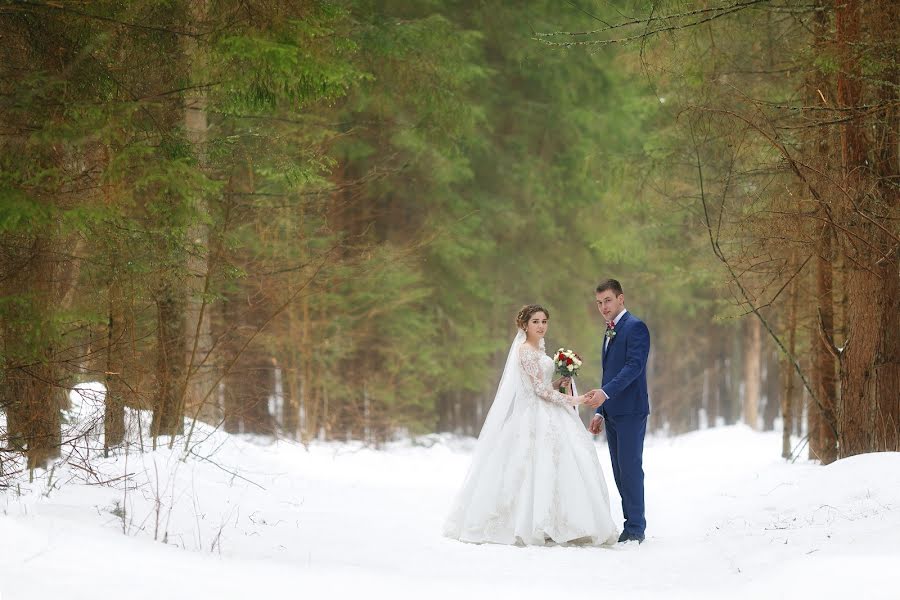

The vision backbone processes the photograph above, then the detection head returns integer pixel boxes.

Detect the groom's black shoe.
[618,531,645,544]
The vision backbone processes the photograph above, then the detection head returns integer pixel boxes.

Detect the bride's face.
[524,311,549,340]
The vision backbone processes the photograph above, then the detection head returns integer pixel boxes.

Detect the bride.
[443,304,619,546]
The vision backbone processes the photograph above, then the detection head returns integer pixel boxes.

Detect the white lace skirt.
[443,397,619,546]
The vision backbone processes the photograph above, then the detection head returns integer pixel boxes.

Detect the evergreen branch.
[536,4,750,47]
[535,0,773,40]
[6,1,201,38]
[758,100,899,113]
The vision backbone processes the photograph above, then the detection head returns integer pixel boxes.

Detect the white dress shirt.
[603,308,628,352]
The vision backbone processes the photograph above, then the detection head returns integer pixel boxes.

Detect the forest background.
[1,0,896,477]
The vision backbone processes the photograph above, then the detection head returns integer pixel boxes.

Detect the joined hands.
[582,389,607,435]
[581,388,607,409]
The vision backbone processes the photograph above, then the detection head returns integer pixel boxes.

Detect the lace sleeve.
[518,344,575,406]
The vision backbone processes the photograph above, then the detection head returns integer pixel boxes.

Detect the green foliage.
[0,0,736,439]
[0,190,52,234]
[213,15,370,114]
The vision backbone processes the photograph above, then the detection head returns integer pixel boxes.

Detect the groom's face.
[595,291,624,322]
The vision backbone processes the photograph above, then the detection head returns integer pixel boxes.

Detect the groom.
[587,279,650,544]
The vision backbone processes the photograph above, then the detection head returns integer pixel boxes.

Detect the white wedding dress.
[443,332,619,546]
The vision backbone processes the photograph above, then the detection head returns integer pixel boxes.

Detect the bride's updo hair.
[516,304,550,331]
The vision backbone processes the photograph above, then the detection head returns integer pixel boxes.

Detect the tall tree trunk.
[720,334,737,425]
[743,317,761,430]
[245,355,275,435]
[219,285,274,436]
[806,381,820,460]
[811,222,839,463]
[6,361,63,471]
[301,296,314,441]
[707,327,721,427]
[2,235,65,469]
[104,271,128,450]
[222,371,242,434]
[781,263,799,458]
[181,0,216,428]
[835,0,880,458]
[840,272,880,457]
[282,301,301,441]
[875,251,900,452]
[802,0,840,463]
[152,281,187,441]
[763,350,780,431]
[872,5,900,452]
[220,290,243,434]
[282,361,300,440]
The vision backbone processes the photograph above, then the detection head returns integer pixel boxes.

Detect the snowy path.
[2,421,898,600]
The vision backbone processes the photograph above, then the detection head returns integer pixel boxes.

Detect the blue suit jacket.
[598,311,651,417]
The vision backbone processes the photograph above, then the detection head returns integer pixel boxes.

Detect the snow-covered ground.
[1,383,898,599]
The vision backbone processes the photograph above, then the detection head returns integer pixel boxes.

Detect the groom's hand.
[584,389,606,409]
[588,414,604,435]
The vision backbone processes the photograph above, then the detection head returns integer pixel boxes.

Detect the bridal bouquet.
[553,348,583,393]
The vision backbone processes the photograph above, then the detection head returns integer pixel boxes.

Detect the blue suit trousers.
[604,412,647,536]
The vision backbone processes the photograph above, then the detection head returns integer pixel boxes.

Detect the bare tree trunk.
[152,281,187,441]
[301,297,314,441]
[181,0,217,428]
[781,264,799,458]
[811,221,839,463]
[840,272,880,456]
[763,350,780,431]
[875,252,900,452]
[245,356,275,435]
[743,317,761,429]
[282,362,300,440]
[220,292,243,434]
[5,361,64,471]
[222,378,242,434]
[720,335,737,425]
[707,328,721,427]
[806,380,820,460]
[281,316,300,440]
[1,234,69,469]
[835,0,881,459]
[872,7,900,451]
[798,0,840,462]
[104,272,128,450]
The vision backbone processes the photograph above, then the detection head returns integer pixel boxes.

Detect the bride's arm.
[518,345,582,406]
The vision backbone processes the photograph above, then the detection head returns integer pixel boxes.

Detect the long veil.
[443,330,529,535]
[471,329,526,457]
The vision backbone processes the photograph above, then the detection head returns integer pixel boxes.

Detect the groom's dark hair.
[596,279,624,296]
